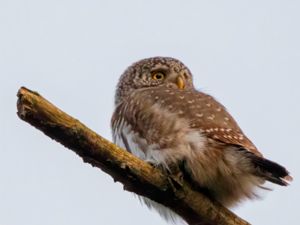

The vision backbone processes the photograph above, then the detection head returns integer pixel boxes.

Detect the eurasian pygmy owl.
[111,57,292,223]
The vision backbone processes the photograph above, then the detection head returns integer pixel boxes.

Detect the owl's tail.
[242,149,293,186]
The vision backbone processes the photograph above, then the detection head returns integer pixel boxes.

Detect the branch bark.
[16,87,250,225]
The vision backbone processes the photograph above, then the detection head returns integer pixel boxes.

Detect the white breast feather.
[112,120,188,225]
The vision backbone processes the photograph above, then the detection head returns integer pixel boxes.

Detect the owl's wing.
[200,125,261,156]
[186,94,292,185]
[158,89,293,185]
[162,89,263,157]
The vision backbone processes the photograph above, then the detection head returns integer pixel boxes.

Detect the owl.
[111,57,292,223]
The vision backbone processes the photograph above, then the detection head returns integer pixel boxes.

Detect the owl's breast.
[111,88,209,165]
[112,118,148,160]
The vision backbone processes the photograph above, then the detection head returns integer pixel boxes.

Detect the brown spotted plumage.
[111,57,292,223]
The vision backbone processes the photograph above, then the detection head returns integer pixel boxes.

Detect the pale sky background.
[1,1,299,225]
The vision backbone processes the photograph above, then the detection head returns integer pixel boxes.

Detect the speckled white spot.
[179,96,185,99]
[155,96,159,100]
[206,103,211,107]
[188,100,194,104]
[224,117,229,121]
[196,113,203,117]
[216,107,222,112]
[226,128,232,132]
[207,114,215,120]
[206,128,213,133]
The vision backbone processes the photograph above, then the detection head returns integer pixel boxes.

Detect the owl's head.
[115,57,194,105]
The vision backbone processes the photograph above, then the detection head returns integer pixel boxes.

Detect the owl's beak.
[176,76,185,89]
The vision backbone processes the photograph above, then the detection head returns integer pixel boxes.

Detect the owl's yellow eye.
[152,72,165,80]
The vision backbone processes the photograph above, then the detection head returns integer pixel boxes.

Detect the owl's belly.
[112,119,264,212]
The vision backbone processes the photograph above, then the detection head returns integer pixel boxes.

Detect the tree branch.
[16,87,250,225]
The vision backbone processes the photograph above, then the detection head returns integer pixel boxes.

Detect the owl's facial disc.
[176,76,185,89]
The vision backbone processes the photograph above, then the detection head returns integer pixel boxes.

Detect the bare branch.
[16,87,250,225]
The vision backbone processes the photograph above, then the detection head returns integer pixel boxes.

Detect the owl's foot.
[146,159,185,190]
